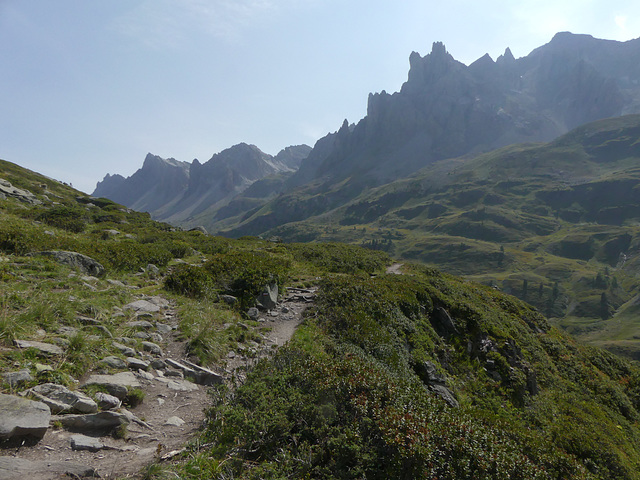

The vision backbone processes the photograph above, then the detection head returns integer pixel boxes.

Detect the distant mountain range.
[93,143,311,228]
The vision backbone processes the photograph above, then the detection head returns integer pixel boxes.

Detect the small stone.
[95,392,121,410]
[112,341,137,357]
[164,416,185,427]
[70,434,104,452]
[282,306,290,313]
[246,307,259,320]
[126,320,154,330]
[156,323,173,334]
[142,341,162,356]
[123,300,160,313]
[127,357,150,371]
[227,351,237,359]
[2,369,33,388]
[150,359,167,370]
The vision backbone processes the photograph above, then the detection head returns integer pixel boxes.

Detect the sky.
[2,1,640,194]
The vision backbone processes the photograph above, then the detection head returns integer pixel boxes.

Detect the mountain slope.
[5,157,640,478]
[223,32,640,237]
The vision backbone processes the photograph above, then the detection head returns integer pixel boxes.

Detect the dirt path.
[2,288,315,480]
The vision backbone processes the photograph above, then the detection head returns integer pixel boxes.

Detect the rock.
[428,384,459,408]
[136,370,155,381]
[28,383,97,414]
[52,411,129,431]
[181,359,224,386]
[164,370,183,378]
[112,341,137,357]
[246,307,259,320]
[0,456,97,480]
[70,433,104,452]
[81,372,141,399]
[147,296,170,308]
[0,178,41,205]
[123,299,160,313]
[156,323,173,334]
[150,358,167,370]
[164,416,185,427]
[414,361,446,386]
[57,326,79,336]
[221,295,238,306]
[189,225,208,234]
[146,263,160,277]
[76,315,100,325]
[27,251,104,276]
[107,279,126,287]
[35,363,53,373]
[127,357,150,371]
[95,392,121,410]
[103,229,120,236]
[125,320,154,330]
[0,394,50,440]
[13,339,63,356]
[2,369,33,388]
[256,282,278,310]
[430,307,459,338]
[142,341,163,356]
[155,377,199,392]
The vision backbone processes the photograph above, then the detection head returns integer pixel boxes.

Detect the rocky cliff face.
[93,144,311,225]
[291,33,640,190]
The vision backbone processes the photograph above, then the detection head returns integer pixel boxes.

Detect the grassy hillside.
[224,115,640,359]
[4,158,640,478]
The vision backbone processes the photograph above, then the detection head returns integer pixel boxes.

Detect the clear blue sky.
[2,0,640,193]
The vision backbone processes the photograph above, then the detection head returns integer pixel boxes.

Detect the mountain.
[93,143,311,229]
[224,32,640,237]
[6,156,640,478]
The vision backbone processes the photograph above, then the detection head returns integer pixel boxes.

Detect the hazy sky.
[2,1,640,193]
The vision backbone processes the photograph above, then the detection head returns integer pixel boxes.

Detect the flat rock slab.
[81,371,141,399]
[2,369,33,388]
[0,456,97,480]
[123,300,160,313]
[52,411,129,431]
[0,394,50,440]
[13,340,63,356]
[28,383,97,414]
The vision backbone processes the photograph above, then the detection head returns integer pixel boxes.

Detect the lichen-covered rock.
[27,251,105,277]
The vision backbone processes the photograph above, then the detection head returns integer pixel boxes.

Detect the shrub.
[164,264,215,298]
[37,205,89,233]
[205,250,291,306]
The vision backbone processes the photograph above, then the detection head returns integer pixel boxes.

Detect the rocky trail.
[0,286,315,480]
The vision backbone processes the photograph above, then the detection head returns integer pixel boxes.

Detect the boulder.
[246,307,259,320]
[2,369,33,388]
[221,295,238,306]
[125,320,154,330]
[256,282,278,310]
[0,394,50,440]
[95,392,121,410]
[0,178,41,205]
[28,383,97,414]
[112,341,137,357]
[27,251,104,277]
